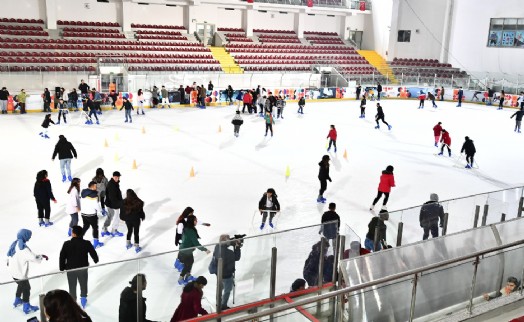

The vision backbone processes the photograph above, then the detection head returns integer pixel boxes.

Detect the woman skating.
[121,189,145,253]
[370,165,395,210]
[327,125,337,153]
[66,178,81,236]
[317,155,332,203]
[136,89,145,115]
[177,215,210,285]
[34,170,57,227]
[93,168,108,216]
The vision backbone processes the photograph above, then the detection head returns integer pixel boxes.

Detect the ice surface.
[0,99,522,321]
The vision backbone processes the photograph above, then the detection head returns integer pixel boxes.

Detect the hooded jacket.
[34,178,56,203]
[52,136,77,160]
[441,131,451,146]
[365,216,387,241]
[433,123,442,136]
[318,161,331,181]
[212,244,241,279]
[232,113,243,126]
[105,178,123,209]
[461,138,476,155]
[419,194,444,228]
[327,128,337,141]
[303,241,329,286]
[80,188,101,216]
[377,170,395,193]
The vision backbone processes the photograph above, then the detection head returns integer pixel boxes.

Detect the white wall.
[123,3,184,26]
[191,5,242,29]
[303,14,342,34]
[362,0,392,58]
[448,0,524,75]
[251,10,295,31]
[55,0,119,23]
[2,0,45,20]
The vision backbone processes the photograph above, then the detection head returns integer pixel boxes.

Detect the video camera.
[229,234,247,247]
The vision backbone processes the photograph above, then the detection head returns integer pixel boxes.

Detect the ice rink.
[1,98,523,321]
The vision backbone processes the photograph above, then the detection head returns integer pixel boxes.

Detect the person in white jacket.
[7,229,48,314]
[81,181,104,249]
[66,178,81,237]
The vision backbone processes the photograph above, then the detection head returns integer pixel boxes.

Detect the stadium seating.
[57,20,119,27]
[131,23,185,30]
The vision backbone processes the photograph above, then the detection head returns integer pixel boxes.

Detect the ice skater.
[374,103,391,130]
[34,170,57,227]
[52,134,77,182]
[327,125,337,152]
[56,98,68,124]
[136,89,145,115]
[298,96,305,114]
[418,91,426,109]
[102,171,124,237]
[174,207,211,271]
[438,129,452,157]
[120,97,134,123]
[277,95,286,119]
[359,94,366,118]
[370,165,395,210]
[456,87,463,107]
[498,89,505,110]
[92,168,108,216]
[428,91,437,108]
[66,178,81,236]
[433,122,442,147]
[177,215,210,285]
[510,108,524,132]
[83,97,99,125]
[461,136,476,169]
[122,189,145,253]
[81,181,104,249]
[231,111,243,137]
[258,188,280,230]
[317,155,332,203]
[40,114,54,139]
[264,111,274,137]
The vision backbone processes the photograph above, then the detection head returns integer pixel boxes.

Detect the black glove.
[42,255,49,261]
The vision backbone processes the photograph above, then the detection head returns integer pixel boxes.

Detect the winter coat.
[7,246,42,279]
[105,178,123,209]
[66,188,80,214]
[80,189,101,216]
[121,101,134,111]
[18,91,27,103]
[419,93,426,100]
[52,137,77,160]
[360,97,366,107]
[258,193,280,211]
[243,93,252,104]
[458,89,464,98]
[232,114,243,126]
[318,161,331,181]
[365,217,386,242]
[327,128,337,141]
[303,241,328,286]
[41,117,55,128]
[377,84,382,92]
[461,138,476,155]
[433,124,442,136]
[419,201,444,229]
[321,210,340,240]
[441,131,451,146]
[226,87,234,97]
[377,170,395,193]
[93,91,101,101]
[121,200,145,222]
[34,179,56,204]
[59,236,98,270]
[170,284,208,321]
[69,90,78,102]
[376,106,384,117]
[43,90,51,103]
[511,110,524,121]
[428,92,435,100]
[119,286,154,322]
[161,88,168,98]
[180,227,207,254]
[264,114,274,125]
[137,94,144,103]
[212,244,241,279]
[298,97,305,106]
[208,83,214,91]
[93,176,108,195]
[199,87,206,98]
[268,95,277,107]
[0,89,9,100]
[79,83,89,94]
[178,87,185,99]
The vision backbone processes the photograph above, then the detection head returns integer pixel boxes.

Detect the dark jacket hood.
[382,170,393,175]
[81,189,98,198]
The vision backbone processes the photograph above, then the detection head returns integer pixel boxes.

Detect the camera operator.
[213,234,242,310]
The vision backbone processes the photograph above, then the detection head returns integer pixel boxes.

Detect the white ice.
[0,98,523,321]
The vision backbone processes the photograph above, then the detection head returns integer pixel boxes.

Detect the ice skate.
[388,125,392,130]
[375,125,380,129]
[68,227,72,237]
[62,175,67,182]
[67,175,72,182]
[369,204,375,211]
[111,230,124,237]
[13,297,23,308]
[438,152,443,156]
[269,222,274,228]
[126,241,132,250]
[135,245,142,253]
[259,222,265,230]
[101,208,107,216]
[22,302,39,314]
[101,230,111,237]
[465,164,472,169]
[80,297,87,309]
[93,239,104,249]
[44,219,53,227]
[174,259,184,272]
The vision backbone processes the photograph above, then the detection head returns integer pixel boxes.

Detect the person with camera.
[211,234,242,310]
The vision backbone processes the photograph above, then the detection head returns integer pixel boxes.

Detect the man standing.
[376,82,382,101]
[213,235,241,310]
[356,84,362,100]
[461,136,476,169]
[161,85,170,108]
[78,80,89,98]
[18,89,28,114]
[52,135,78,182]
[320,203,340,245]
[208,81,214,91]
[59,225,99,309]
[456,87,464,107]
[103,171,124,237]
[0,87,9,114]
[81,181,104,248]
[487,88,494,106]
[440,86,445,101]
[419,193,444,240]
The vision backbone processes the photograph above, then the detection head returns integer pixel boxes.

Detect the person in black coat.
[69,88,79,111]
[78,80,89,97]
[364,209,388,252]
[419,193,444,240]
[303,239,330,287]
[34,169,57,226]
[213,235,241,310]
[258,188,280,230]
[461,136,476,169]
[43,88,51,112]
[40,113,55,138]
[52,135,78,182]
[356,84,362,100]
[121,189,145,253]
[59,226,99,303]
[103,171,124,237]
[510,108,524,133]
[119,274,157,322]
[456,87,464,107]
[84,98,98,125]
[317,155,332,203]
[375,103,391,130]
[320,203,340,242]
[376,82,382,101]
[226,85,234,104]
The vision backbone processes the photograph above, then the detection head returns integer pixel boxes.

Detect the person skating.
[438,129,452,157]
[120,97,134,123]
[258,188,280,229]
[326,125,337,152]
[419,193,444,240]
[376,82,382,101]
[298,96,305,114]
[242,90,252,113]
[231,110,243,137]
[171,276,209,321]
[433,122,442,147]
[56,98,68,124]
[364,209,388,251]
[92,168,108,216]
[177,215,210,285]
[40,113,55,138]
[119,274,158,322]
[511,108,524,133]
[370,165,395,210]
[52,134,77,182]
[264,111,274,137]
[121,189,145,253]
[59,225,99,309]
[418,91,426,109]
[174,207,211,271]
[498,89,505,110]
[317,155,332,203]
[7,229,48,314]
[136,89,145,115]
[428,91,437,108]
[359,95,366,118]
[456,87,463,107]
[34,170,57,227]
[83,97,99,125]
[81,181,104,249]
[461,136,476,169]
[276,95,286,119]
[374,103,391,130]
[66,178,81,236]
[103,171,125,237]
[356,84,362,100]
[320,202,340,245]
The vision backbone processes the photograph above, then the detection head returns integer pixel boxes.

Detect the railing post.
[442,212,449,236]
[468,256,481,314]
[518,196,524,218]
[373,225,381,251]
[473,205,480,228]
[269,247,277,322]
[331,235,345,321]
[216,256,224,315]
[520,266,524,296]
[409,273,419,322]
[39,293,47,322]
[137,274,144,322]
[396,222,403,247]
[317,237,326,314]
[501,213,506,222]
[482,204,489,226]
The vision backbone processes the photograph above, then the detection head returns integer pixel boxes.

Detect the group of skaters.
[433,122,477,168]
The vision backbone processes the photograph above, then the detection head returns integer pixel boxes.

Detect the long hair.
[176,207,194,225]
[93,168,106,183]
[123,189,143,215]
[43,289,92,322]
[67,178,81,194]
[36,170,47,182]
[184,214,200,238]
[138,89,143,96]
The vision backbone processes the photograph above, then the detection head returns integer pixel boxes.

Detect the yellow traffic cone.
[189,166,195,177]
[141,126,146,134]
[343,149,348,159]
[104,139,109,148]
[132,159,138,169]
[218,125,222,133]
[285,166,291,178]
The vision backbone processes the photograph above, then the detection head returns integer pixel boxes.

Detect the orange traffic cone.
[190,166,195,177]
[218,125,222,133]
[141,126,146,134]
[343,149,348,159]
[132,159,138,169]
[104,139,109,148]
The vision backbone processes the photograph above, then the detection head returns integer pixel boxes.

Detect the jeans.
[261,210,276,224]
[59,158,72,177]
[14,278,31,302]
[222,277,234,308]
[88,110,98,121]
[58,110,67,123]
[36,200,51,219]
[372,191,390,206]
[364,237,382,252]
[104,207,121,232]
[422,225,439,240]
[126,220,141,244]
[298,105,304,114]
[0,99,7,112]
[69,213,79,228]
[233,125,240,135]
[82,214,99,239]
[125,109,132,122]
[67,269,88,299]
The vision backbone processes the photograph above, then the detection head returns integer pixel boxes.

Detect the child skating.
[298,96,305,114]
[56,98,68,124]
[359,95,366,118]
[375,103,392,130]
[120,97,134,123]
[433,122,442,147]
[461,136,476,169]
[370,165,395,211]
[231,111,243,137]
[264,111,274,137]
[40,114,54,139]
[327,125,337,152]
[258,188,280,229]
[438,129,452,157]
[317,155,332,203]
[418,91,426,109]
[511,108,524,133]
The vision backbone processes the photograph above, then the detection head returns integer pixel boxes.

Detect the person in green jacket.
[17,89,28,114]
[264,111,274,137]
[177,215,210,286]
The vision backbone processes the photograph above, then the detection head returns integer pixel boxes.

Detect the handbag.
[208,256,217,275]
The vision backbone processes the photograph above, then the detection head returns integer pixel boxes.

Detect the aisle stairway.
[209,47,243,74]
[358,50,398,84]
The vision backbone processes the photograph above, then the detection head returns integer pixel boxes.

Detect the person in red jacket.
[438,129,452,157]
[433,122,442,147]
[327,125,337,153]
[370,165,395,210]
[171,276,208,321]
[242,90,253,113]
[418,91,426,109]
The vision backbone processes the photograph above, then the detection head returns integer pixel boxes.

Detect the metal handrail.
[216,237,524,322]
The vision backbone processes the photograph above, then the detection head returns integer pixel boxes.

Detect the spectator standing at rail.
[161,85,170,108]
[419,193,444,240]
[356,84,362,100]
[498,89,505,110]
[78,80,89,98]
